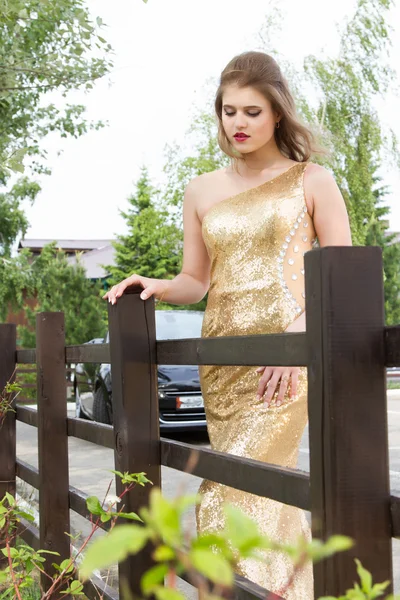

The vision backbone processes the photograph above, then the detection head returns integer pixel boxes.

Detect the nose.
[234,111,248,130]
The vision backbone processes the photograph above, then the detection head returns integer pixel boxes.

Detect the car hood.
[157,365,200,387]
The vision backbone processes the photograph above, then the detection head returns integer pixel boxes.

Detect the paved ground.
[16,391,400,597]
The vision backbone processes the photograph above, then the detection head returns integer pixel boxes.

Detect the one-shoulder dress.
[196,162,316,599]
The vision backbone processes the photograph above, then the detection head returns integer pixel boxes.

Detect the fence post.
[305,247,392,596]
[36,312,70,591]
[0,323,17,566]
[108,288,161,597]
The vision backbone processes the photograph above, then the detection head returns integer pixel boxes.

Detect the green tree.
[107,166,197,309]
[301,0,400,323]
[0,0,113,315]
[17,243,106,348]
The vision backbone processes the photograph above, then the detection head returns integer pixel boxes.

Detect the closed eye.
[223,111,261,117]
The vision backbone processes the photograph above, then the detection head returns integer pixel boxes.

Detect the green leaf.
[149,488,181,546]
[354,558,372,593]
[70,580,84,595]
[80,524,149,579]
[100,512,112,523]
[141,564,168,595]
[0,572,8,583]
[223,504,262,554]
[116,511,142,522]
[154,587,185,600]
[189,548,233,586]
[59,558,74,574]
[16,511,34,522]
[86,496,103,516]
[371,581,391,598]
[5,493,15,507]
[153,545,176,562]
[192,533,231,557]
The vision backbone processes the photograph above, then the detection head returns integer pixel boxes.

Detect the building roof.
[18,239,113,252]
[67,244,116,279]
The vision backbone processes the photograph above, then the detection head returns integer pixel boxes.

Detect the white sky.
[22,0,400,241]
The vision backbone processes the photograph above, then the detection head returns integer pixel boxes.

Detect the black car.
[74,310,207,432]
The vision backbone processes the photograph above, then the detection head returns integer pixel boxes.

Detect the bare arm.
[155,179,211,304]
[104,177,210,305]
[285,164,352,333]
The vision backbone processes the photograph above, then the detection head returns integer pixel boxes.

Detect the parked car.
[74,310,207,432]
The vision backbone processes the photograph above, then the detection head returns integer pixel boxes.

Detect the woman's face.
[221,85,279,154]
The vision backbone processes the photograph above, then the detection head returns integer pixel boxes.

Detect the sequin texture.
[196,162,315,598]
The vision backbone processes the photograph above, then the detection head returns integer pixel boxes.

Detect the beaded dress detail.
[196,162,315,598]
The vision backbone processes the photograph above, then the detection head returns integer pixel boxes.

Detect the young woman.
[104,51,352,597]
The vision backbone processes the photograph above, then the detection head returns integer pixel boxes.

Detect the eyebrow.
[223,104,263,110]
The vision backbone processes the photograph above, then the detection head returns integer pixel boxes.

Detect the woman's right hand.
[103,274,169,305]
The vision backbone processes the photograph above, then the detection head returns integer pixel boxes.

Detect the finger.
[263,373,281,406]
[105,286,117,304]
[140,285,156,300]
[111,283,128,305]
[290,369,300,399]
[255,367,265,374]
[256,368,273,398]
[276,370,291,405]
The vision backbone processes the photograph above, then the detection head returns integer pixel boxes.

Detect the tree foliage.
[107,167,181,295]
[0,0,113,320]
[16,243,106,347]
[300,0,400,323]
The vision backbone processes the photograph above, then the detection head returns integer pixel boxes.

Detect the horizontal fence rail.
[17,328,400,367]
[161,439,310,510]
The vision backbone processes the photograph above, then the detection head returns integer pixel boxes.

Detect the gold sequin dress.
[196,162,315,598]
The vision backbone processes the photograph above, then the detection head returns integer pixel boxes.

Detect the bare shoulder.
[185,169,226,196]
[303,162,342,214]
[304,162,337,187]
[184,169,228,220]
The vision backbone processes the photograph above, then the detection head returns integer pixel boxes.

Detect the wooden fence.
[0,246,399,599]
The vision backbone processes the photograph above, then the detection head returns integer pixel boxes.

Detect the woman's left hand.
[256,366,300,408]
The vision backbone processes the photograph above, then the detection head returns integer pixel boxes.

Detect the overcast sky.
[22,0,400,242]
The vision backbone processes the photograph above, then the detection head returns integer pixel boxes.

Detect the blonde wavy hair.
[215,51,321,163]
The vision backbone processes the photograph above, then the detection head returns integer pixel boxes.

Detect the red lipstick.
[234,133,250,142]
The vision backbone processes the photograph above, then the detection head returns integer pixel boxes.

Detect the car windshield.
[104,311,204,342]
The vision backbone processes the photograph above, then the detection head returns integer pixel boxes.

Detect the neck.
[238,142,287,176]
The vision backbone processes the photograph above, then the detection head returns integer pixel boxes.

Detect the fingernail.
[112,299,115,305]
[276,401,281,407]
[141,293,147,300]
[256,394,261,402]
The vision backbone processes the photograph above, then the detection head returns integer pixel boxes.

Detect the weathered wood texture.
[305,247,392,596]
[0,324,16,500]
[36,312,70,592]
[161,438,310,510]
[157,332,306,366]
[107,288,161,597]
[0,323,16,567]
